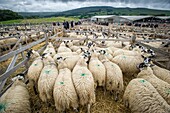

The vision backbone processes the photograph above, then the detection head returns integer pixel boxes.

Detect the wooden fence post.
[0,54,18,92]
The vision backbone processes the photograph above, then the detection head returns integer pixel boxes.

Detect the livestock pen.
[0,22,170,113]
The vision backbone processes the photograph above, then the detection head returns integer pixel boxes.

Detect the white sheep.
[53,58,78,112]
[99,54,124,101]
[72,56,95,113]
[0,74,31,113]
[43,42,56,57]
[57,42,72,53]
[89,50,106,89]
[151,65,170,84]
[27,50,43,94]
[38,53,58,102]
[137,66,170,105]
[112,55,143,76]
[58,56,80,71]
[53,52,78,59]
[123,78,170,113]
[113,48,142,57]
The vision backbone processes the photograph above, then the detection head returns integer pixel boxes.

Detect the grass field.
[0,17,79,25]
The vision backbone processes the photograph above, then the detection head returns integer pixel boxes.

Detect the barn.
[91,15,170,23]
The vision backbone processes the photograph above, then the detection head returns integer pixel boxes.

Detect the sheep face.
[12,73,25,82]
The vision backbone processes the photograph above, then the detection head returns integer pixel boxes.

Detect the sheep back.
[123,78,170,113]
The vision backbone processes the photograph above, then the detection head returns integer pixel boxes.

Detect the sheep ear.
[141,55,145,58]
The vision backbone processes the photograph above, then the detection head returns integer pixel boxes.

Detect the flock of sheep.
[0,25,170,113]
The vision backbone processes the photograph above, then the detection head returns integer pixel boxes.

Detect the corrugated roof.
[156,16,170,20]
[120,16,153,21]
[91,15,115,19]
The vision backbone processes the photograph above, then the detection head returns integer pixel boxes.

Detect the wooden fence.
[0,24,169,97]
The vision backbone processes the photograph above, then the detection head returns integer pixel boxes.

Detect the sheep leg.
[33,81,38,95]
[124,100,129,108]
[103,81,106,95]
[39,92,47,102]
[73,108,79,113]
[114,92,119,102]
[103,86,106,95]
[46,91,52,100]
[33,85,38,95]
[87,104,91,113]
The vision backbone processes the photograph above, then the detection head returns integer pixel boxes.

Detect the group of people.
[53,20,82,30]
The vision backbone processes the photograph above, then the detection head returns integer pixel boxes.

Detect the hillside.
[18,6,170,18]
[0,9,23,21]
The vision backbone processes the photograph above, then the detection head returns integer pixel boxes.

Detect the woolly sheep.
[0,74,31,113]
[112,55,143,76]
[99,54,124,101]
[54,56,80,71]
[43,42,56,57]
[66,41,89,52]
[53,58,78,112]
[137,66,170,105]
[151,65,170,84]
[123,78,170,113]
[53,52,78,59]
[27,50,43,94]
[38,54,58,102]
[57,42,72,53]
[72,56,95,113]
[113,48,142,57]
[89,50,106,89]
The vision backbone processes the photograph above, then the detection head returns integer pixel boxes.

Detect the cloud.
[0,0,169,12]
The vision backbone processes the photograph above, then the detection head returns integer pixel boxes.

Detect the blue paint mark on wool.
[81,73,86,76]
[139,80,145,83]
[122,56,126,59]
[0,103,7,112]
[45,70,51,74]
[165,89,170,94]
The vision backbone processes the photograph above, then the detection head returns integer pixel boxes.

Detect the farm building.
[91,15,130,23]
[157,16,170,23]
[91,15,170,23]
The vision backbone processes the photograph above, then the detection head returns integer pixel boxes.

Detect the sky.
[0,0,170,12]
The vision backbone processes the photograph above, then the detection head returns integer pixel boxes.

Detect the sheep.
[112,48,142,57]
[123,78,170,113]
[0,74,31,113]
[43,42,56,57]
[66,41,89,52]
[99,54,124,101]
[112,55,143,76]
[96,49,113,61]
[38,53,58,102]
[27,50,43,94]
[53,57,79,112]
[88,50,106,89]
[54,56,80,71]
[137,65,170,105]
[57,42,72,53]
[72,55,95,113]
[151,65,170,84]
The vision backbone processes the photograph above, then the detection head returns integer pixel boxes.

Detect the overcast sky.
[0,0,170,12]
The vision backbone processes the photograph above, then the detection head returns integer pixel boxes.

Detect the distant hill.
[18,12,57,18]
[0,9,23,21]
[18,6,170,18]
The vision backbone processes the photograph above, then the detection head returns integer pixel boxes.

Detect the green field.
[0,17,79,25]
